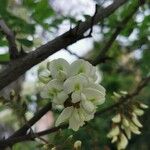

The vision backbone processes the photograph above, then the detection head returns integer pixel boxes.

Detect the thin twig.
[0,19,19,59]
[91,0,144,65]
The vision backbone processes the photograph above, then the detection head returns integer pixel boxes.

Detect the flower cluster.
[107,99,148,150]
[39,58,106,131]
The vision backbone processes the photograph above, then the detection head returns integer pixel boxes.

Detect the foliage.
[0,0,150,150]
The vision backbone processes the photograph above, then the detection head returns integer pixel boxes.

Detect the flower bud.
[112,114,121,123]
[113,92,121,98]
[111,136,118,143]
[124,127,131,139]
[74,140,82,149]
[140,103,148,109]
[132,116,143,128]
[129,122,141,135]
[107,126,120,138]
[133,107,144,116]
[117,133,128,150]
[122,117,129,127]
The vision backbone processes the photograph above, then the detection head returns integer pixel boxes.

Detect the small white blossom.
[47,58,70,81]
[69,59,97,81]
[40,58,106,131]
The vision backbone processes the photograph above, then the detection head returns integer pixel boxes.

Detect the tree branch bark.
[0,0,128,91]
[0,19,19,59]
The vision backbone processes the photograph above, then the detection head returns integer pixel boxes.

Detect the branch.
[8,102,52,139]
[0,0,128,91]
[0,19,19,59]
[91,0,144,65]
[0,76,149,148]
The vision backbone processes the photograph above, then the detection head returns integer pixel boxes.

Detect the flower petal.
[63,74,88,94]
[81,98,95,113]
[53,91,68,105]
[55,106,73,126]
[48,58,70,81]
[83,88,105,105]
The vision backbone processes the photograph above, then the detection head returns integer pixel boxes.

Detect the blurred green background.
[0,0,150,149]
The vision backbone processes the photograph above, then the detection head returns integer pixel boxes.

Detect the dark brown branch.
[0,76,149,148]
[0,0,128,91]
[91,0,144,65]
[9,101,52,139]
[0,19,19,59]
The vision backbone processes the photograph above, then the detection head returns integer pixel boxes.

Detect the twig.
[0,76,149,148]
[65,48,87,60]
[8,101,52,139]
[0,19,19,59]
[91,0,144,65]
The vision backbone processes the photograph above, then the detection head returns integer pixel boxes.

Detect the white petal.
[83,88,105,105]
[48,58,70,81]
[38,70,51,84]
[81,98,95,113]
[55,106,73,126]
[79,107,94,121]
[71,91,84,103]
[53,91,68,105]
[89,82,106,95]
[63,74,88,94]
[69,59,97,81]
[69,108,82,131]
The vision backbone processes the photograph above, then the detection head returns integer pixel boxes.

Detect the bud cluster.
[107,99,148,150]
[39,59,106,131]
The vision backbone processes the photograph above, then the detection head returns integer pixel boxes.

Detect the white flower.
[41,79,68,105]
[38,70,51,84]
[82,88,105,105]
[40,58,106,131]
[69,59,97,81]
[55,106,74,126]
[47,58,70,81]
[63,74,89,94]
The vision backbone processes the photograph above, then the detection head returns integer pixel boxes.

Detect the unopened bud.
[122,117,129,127]
[140,103,148,109]
[107,126,120,138]
[132,116,143,128]
[113,92,121,98]
[133,107,144,116]
[129,122,141,135]
[111,136,118,143]
[117,133,128,150]
[112,113,121,123]
[74,140,82,149]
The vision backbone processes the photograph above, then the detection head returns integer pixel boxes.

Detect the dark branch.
[91,0,144,65]
[0,19,19,59]
[0,0,128,91]
[0,76,149,148]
